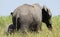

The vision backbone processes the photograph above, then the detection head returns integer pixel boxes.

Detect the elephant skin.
[11,4,42,33]
[11,3,52,33]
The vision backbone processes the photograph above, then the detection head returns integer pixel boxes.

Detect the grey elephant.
[11,3,52,33]
[29,5,52,32]
[7,24,15,34]
[11,4,42,33]
[5,24,15,35]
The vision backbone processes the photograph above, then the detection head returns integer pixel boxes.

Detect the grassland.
[0,15,60,37]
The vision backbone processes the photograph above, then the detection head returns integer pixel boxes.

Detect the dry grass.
[0,16,60,37]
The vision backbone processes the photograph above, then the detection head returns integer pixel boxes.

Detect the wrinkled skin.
[11,4,42,33]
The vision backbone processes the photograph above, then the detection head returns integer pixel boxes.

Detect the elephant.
[5,24,15,35]
[11,3,52,33]
[28,5,52,31]
[7,24,15,34]
[11,4,42,33]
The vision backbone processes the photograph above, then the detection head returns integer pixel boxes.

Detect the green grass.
[0,15,60,37]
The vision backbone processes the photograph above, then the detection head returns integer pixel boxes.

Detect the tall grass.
[0,15,60,37]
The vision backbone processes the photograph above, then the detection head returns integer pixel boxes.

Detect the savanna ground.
[0,15,60,37]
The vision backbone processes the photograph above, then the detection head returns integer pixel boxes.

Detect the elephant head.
[42,6,52,31]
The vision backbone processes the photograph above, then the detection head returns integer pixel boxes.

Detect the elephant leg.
[35,19,42,32]
[34,19,42,32]
[20,24,28,33]
[17,18,21,31]
[29,23,38,32]
[30,18,42,32]
[12,16,16,29]
[38,22,42,31]
[33,23,38,32]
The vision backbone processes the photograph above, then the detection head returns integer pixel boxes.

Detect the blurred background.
[0,0,60,16]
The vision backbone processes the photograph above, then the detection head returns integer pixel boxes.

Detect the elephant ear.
[42,5,52,18]
[47,8,49,13]
[43,6,48,12]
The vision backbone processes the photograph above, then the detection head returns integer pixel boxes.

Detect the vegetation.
[0,15,60,37]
